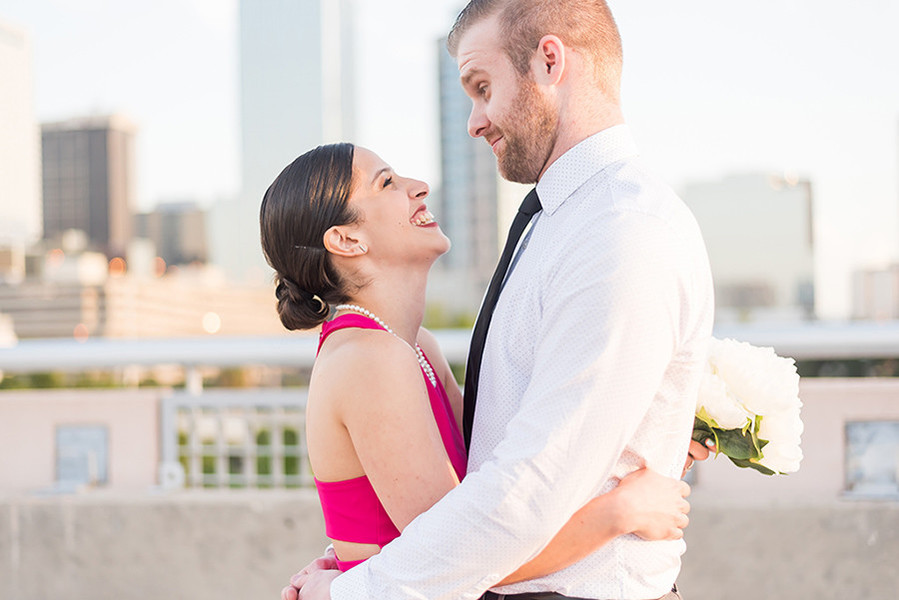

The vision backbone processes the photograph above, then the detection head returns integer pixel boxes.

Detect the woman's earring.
[359,244,367,254]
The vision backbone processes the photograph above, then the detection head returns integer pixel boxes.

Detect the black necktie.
[463,188,542,450]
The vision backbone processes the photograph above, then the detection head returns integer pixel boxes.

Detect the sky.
[1,0,898,319]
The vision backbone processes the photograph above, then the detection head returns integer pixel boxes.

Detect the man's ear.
[532,34,566,86]
[323,226,367,257]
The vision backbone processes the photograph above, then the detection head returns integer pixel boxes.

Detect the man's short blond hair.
[447,0,623,102]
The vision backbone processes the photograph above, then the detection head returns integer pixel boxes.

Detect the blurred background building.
[211,0,357,284]
[41,115,137,260]
[853,263,899,320]
[0,19,42,284]
[682,172,816,323]
[135,202,208,267]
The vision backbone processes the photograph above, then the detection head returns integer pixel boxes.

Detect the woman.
[260,143,691,593]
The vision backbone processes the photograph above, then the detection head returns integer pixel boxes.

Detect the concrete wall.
[0,491,896,600]
[0,490,329,600]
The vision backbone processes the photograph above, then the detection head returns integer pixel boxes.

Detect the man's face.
[456,15,557,184]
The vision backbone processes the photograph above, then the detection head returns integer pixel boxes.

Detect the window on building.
[56,424,109,487]
[845,420,899,498]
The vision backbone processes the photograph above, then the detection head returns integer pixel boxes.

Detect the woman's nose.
[408,178,429,200]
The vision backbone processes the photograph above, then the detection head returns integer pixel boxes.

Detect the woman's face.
[347,147,450,265]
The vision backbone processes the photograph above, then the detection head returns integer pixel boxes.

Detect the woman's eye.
[383,176,393,188]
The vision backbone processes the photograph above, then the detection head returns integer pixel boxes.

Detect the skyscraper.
[433,37,528,310]
[212,0,357,282]
[240,0,355,199]
[0,19,42,252]
[41,115,137,259]
[682,173,816,322]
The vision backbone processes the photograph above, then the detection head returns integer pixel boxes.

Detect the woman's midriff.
[332,539,379,565]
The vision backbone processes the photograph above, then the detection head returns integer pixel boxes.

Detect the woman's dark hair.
[260,142,358,330]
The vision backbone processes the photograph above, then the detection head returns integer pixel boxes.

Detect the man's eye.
[478,84,488,96]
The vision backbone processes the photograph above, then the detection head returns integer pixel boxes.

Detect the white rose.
[757,408,804,473]
[709,338,800,416]
[697,369,753,430]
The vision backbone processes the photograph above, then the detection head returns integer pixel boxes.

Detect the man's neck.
[537,102,625,182]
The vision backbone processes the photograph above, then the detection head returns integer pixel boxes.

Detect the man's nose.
[467,103,490,138]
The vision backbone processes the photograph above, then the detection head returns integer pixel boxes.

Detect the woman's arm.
[498,466,690,585]
[335,332,460,531]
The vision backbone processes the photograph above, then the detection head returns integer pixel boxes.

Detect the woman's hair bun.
[275,275,330,330]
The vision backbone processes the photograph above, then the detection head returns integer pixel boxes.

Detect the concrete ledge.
[679,499,899,600]
[0,490,328,600]
[2,492,898,599]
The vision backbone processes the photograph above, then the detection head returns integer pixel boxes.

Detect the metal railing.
[2,321,898,376]
[160,389,310,489]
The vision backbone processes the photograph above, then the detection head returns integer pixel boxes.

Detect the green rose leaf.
[714,427,761,460]
[693,417,780,475]
[728,456,777,476]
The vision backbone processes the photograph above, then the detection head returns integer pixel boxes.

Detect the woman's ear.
[323,226,368,258]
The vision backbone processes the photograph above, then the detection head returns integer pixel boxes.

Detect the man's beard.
[495,76,558,184]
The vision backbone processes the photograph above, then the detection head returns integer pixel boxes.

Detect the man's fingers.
[688,440,709,461]
[291,572,308,588]
[282,585,299,600]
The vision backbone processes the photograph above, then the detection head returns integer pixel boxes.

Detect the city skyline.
[1,0,897,319]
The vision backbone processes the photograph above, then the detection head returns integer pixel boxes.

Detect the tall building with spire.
[211,0,356,283]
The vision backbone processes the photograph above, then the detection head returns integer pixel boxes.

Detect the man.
[291,1,713,598]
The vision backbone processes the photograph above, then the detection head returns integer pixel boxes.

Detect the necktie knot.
[519,188,541,218]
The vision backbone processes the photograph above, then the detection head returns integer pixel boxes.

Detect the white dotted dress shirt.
[331,125,714,600]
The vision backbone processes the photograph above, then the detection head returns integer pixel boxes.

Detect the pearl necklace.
[335,304,437,388]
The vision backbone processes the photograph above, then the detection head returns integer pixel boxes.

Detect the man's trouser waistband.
[481,583,680,600]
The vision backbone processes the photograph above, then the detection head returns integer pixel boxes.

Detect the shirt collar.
[535,124,639,216]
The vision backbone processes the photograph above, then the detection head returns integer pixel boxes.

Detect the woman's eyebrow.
[371,167,391,185]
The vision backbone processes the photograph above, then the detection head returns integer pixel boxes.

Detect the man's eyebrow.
[460,67,486,88]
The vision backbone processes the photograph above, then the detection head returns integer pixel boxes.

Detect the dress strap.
[317,313,386,354]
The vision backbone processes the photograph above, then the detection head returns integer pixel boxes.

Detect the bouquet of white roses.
[693,337,803,475]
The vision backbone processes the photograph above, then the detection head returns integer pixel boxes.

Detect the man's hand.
[683,438,716,477]
[280,550,339,600]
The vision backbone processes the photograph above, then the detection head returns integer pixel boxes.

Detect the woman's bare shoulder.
[315,328,426,407]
